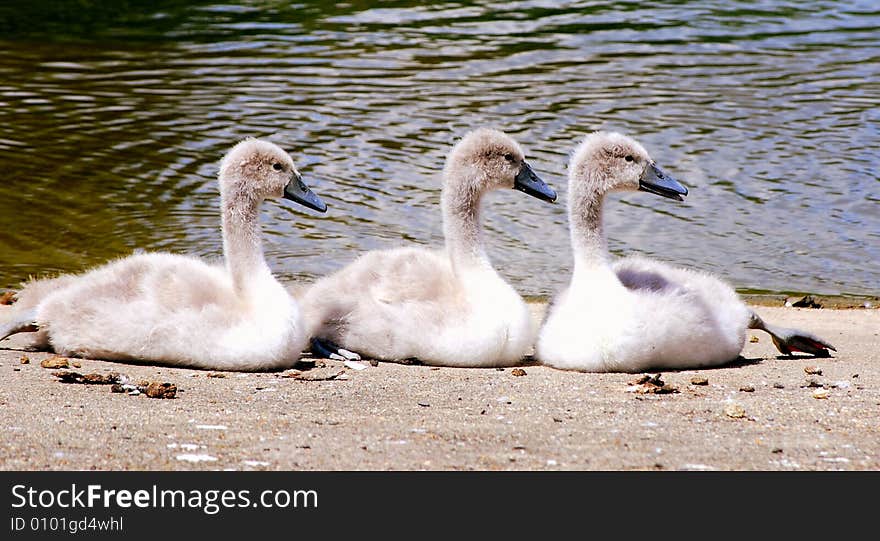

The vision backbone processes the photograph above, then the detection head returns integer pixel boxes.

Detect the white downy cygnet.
[536,131,835,372]
[0,138,327,371]
[300,128,557,366]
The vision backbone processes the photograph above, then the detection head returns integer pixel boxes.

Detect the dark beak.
[513,162,557,203]
[283,174,327,213]
[638,163,688,201]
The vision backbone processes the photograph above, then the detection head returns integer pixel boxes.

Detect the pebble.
[772,383,785,389]
[145,382,177,399]
[511,368,527,377]
[627,374,679,394]
[40,356,69,369]
[19,355,29,365]
[812,389,830,399]
[739,385,755,392]
[690,376,709,386]
[804,366,822,375]
[724,404,746,419]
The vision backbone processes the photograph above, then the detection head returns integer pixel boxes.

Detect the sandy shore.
[0,304,877,471]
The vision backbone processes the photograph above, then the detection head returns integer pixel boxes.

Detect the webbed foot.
[767,327,836,357]
[748,312,836,357]
[310,337,362,362]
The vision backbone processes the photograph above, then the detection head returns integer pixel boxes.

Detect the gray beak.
[283,174,327,213]
[513,162,557,203]
[638,163,688,201]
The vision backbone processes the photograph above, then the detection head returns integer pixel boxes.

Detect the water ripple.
[0,0,877,297]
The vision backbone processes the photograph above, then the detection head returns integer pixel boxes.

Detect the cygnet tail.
[748,311,836,357]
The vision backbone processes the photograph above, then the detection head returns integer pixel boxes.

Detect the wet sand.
[0,304,877,471]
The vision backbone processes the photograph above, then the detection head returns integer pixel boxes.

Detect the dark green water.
[1,1,878,297]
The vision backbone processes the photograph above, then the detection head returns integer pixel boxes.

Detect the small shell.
[343,360,369,371]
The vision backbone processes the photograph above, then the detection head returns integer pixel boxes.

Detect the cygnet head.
[568,131,688,204]
[445,128,557,203]
[219,138,327,212]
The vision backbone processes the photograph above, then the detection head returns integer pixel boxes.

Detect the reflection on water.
[0,1,878,297]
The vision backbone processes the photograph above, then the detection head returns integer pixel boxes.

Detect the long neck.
[568,182,627,297]
[221,189,270,294]
[441,174,492,272]
[569,175,613,274]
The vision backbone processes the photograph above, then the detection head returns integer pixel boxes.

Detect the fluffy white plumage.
[539,254,751,372]
[537,131,832,372]
[1,138,324,371]
[300,128,556,366]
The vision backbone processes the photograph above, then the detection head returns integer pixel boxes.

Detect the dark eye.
[272,163,283,171]
[503,153,515,162]
[624,155,634,162]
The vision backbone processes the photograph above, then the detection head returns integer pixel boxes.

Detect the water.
[0,1,878,298]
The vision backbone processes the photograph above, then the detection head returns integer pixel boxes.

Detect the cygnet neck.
[220,186,272,295]
[569,174,614,273]
[441,171,492,273]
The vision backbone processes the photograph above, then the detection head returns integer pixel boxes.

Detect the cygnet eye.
[503,153,515,162]
[272,163,283,171]
[624,155,634,162]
